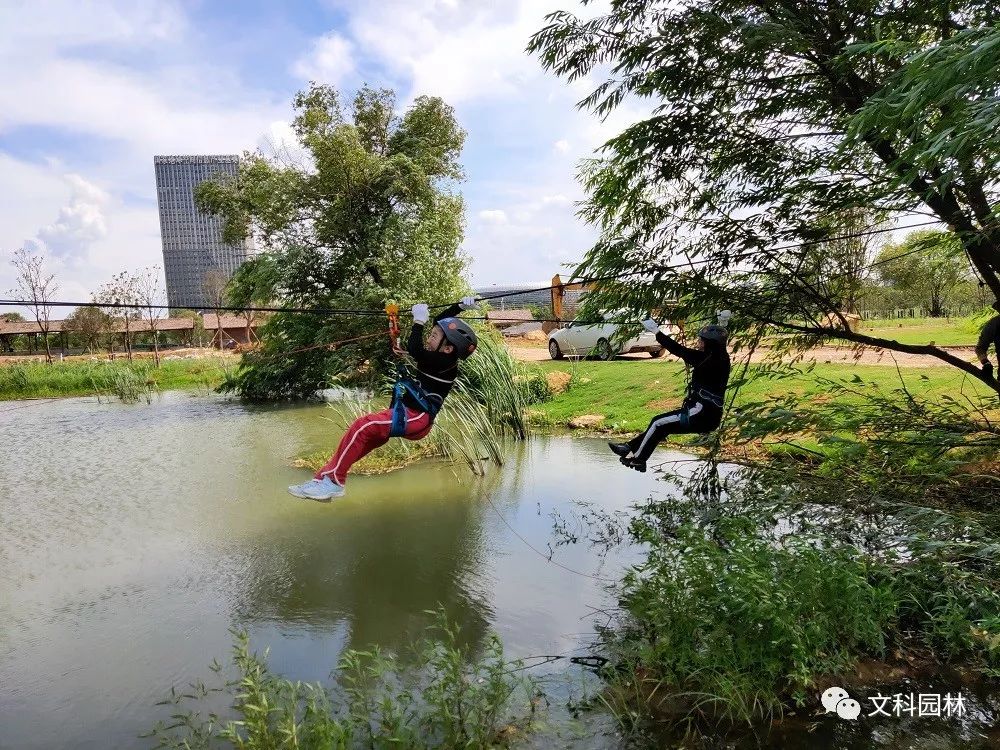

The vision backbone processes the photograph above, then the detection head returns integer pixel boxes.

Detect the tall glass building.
[154,155,254,310]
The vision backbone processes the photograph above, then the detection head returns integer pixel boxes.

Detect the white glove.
[459,295,477,311]
[642,319,659,333]
[411,303,429,325]
[718,310,732,327]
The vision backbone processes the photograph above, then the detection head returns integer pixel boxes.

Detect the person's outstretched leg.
[315,408,397,486]
[289,408,432,501]
[612,404,708,471]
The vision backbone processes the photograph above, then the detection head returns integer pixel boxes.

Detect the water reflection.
[0,392,647,749]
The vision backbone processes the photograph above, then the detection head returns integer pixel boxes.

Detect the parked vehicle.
[547,314,678,360]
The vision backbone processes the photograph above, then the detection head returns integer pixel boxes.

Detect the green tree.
[876,230,971,316]
[196,84,469,400]
[1,312,24,323]
[169,308,205,347]
[96,271,142,361]
[530,1,1000,391]
[65,305,110,353]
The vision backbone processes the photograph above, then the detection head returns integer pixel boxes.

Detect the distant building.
[474,283,587,318]
[154,155,254,310]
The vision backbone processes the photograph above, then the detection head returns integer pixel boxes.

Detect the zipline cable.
[0,217,949,322]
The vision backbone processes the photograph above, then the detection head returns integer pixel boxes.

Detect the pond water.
[1,392,996,749]
[0,391,655,749]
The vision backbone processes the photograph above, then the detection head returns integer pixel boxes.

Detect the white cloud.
[0,155,162,304]
[540,194,571,207]
[32,174,110,261]
[0,1,290,303]
[0,0,651,298]
[478,209,509,225]
[293,32,355,85]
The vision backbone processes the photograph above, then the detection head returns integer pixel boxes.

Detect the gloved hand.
[642,319,659,333]
[983,361,994,379]
[718,310,732,327]
[459,295,477,310]
[411,303,429,325]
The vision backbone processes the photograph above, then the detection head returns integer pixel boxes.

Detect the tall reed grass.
[146,611,539,749]
[0,358,227,401]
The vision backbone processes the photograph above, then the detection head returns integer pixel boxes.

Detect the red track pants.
[314,407,433,486]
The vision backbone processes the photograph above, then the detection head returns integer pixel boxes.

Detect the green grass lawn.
[856,316,981,346]
[531,358,989,433]
[0,357,230,400]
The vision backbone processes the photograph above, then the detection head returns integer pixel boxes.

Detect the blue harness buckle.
[389,375,441,438]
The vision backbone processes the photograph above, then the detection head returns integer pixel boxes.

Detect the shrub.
[610,519,895,723]
[146,613,539,749]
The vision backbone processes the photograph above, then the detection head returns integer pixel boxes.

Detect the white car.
[547,315,678,360]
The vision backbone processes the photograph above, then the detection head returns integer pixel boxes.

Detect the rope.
[481,493,615,583]
[0,215,952,322]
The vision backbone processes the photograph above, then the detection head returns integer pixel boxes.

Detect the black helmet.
[436,317,478,359]
[698,324,728,343]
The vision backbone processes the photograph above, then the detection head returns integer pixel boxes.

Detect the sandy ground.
[3,340,977,370]
[507,340,980,368]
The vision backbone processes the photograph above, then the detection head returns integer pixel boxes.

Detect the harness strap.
[694,387,725,408]
[389,366,442,438]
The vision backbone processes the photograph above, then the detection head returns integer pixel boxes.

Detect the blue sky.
[0,0,644,302]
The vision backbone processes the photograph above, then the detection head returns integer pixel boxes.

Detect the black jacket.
[655,331,731,409]
[976,315,1000,363]
[403,303,462,412]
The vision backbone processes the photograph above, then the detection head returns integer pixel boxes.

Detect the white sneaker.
[287,476,345,502]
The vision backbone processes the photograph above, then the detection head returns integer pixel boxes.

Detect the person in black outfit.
[609,316,731,472]
[976,314,1000,379]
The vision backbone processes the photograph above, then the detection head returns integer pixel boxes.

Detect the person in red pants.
[288,297,478,501]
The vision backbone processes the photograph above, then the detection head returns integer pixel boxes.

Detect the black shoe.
[608,442,630,458]
[620,456,646,472]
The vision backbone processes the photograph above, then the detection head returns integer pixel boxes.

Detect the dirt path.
[509,343,979,368]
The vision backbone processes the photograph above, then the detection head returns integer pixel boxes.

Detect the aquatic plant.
[455,325,548,439]
[95,362,155,404]
[0,357,227,400]
[146,612,539,749]
[608,518,895,725]
[297,389,503,477]
[587,465,1000,735]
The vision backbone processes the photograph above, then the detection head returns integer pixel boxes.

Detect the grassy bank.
[0,358,229,401]
[859,315,982,346]
[529,359,990,434]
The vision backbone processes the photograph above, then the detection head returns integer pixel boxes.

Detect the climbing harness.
[384,302,444,438]
[694,387,725,408]
[388,363,443,437]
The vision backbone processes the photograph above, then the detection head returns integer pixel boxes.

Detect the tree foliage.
[196,85,470,400]
[876,230,971,316]
[529,0,1000,390]
[65,305,111,353]
[96,271,142,361]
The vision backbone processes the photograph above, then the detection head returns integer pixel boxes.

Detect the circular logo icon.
[836,698,861,721]
[448,322,457,329]
[821,687,849,713]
